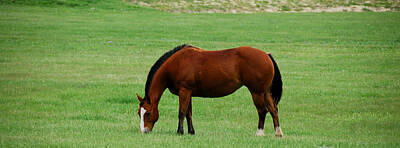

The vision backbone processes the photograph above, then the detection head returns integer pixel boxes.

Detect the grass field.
[1,2,400,147]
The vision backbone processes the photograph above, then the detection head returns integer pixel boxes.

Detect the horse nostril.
[144,128,150,133]
[141,127,151,133]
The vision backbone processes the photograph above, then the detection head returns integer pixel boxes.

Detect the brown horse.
[136,44,283,137]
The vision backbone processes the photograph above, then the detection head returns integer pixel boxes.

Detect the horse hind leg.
[264,92,283,137]
[250,92,267,136]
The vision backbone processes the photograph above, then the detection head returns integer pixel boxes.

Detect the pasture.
[1,2,400,147]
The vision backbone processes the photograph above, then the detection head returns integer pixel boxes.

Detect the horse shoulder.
[163,49,200,87]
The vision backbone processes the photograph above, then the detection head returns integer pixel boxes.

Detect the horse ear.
[136,93,143,101]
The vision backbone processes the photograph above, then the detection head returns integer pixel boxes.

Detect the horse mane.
[144,44,193,103]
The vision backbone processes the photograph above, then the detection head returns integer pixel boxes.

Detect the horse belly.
[167,80,241,98]
[191,72,242,98]
[192,85,242,98]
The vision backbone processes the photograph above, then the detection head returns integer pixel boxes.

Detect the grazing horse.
[136,44,283,137]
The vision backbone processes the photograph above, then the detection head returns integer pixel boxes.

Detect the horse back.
[163,46,274,97]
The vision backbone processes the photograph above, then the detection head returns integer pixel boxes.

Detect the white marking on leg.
[140,107,147,133]
[256,128,265,136]
[275,126,283,137]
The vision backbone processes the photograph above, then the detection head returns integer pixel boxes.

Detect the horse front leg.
[186,98,195,135]
[177,88,192,135]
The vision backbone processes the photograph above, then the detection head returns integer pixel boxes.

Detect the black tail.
[268,54,282,105]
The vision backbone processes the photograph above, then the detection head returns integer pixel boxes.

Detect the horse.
[136,44,283,137]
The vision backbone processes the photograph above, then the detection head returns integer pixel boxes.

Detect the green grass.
[1,2,400,147]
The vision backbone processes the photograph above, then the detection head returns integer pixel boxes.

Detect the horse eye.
[145,113,151,117]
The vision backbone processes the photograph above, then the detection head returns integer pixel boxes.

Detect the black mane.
[144,44,193,103]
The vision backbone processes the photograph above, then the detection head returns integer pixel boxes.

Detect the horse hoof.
[275,127,283,137]
[256,129,265,136]
[255,129,265,136]
[188,130,195,135]
[177,129,184,135]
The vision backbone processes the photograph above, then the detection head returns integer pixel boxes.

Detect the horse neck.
[148,69,167,111]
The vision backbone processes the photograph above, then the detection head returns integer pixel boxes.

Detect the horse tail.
[268,54,282,106]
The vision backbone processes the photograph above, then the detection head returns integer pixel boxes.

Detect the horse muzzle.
[141,128,151,133]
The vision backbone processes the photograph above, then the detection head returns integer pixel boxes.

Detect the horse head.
[136,93,158,133]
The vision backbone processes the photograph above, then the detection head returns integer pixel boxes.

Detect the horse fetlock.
[275,127,283,137]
